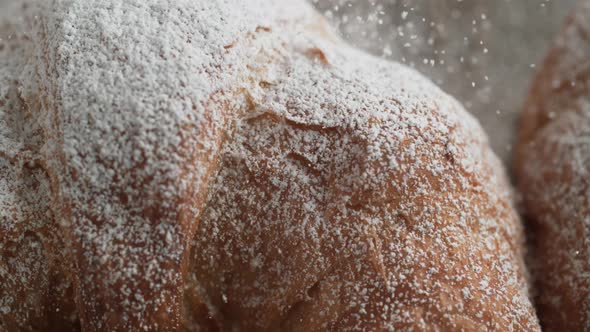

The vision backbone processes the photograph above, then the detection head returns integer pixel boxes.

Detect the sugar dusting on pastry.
[516,2,590,330]
[1,0,539,330]
[189,2,539,330]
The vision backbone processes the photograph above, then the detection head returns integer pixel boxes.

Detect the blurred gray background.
[312,0,578,166]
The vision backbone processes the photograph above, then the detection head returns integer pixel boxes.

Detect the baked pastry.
[1,0,283,329]
[0,0,539,331]
[182,2,539,332]
[515,2,590,331]
[0,3,78,330]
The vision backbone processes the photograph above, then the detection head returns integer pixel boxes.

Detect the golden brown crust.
[515,3,590,331]
[188,11,539,331]
[1,0,540,330]
[17,1,316,330]
[0,6,78,330]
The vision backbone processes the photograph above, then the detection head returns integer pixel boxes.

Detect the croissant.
[0,0,539,331]
[515,2,590,331]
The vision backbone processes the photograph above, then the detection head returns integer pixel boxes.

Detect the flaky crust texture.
[515,2,590,331]
[1,0,539,331]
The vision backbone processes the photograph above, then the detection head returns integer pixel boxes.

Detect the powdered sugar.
[516,2,590,330]
[189,2,538,331]
[1,0,539,330]
[22,0,322,330]
[0,3,77,330]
